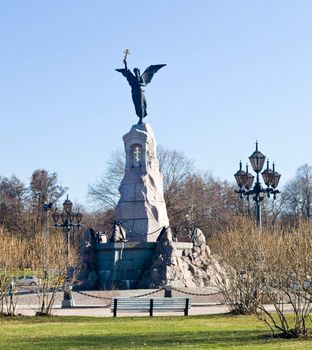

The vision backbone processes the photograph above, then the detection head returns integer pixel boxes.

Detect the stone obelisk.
[116,122,169,242]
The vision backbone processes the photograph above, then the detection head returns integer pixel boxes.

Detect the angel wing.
[141,64,166,85]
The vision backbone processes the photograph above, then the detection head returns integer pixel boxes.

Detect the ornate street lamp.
[234,142,281,228]
[52,195,83,308]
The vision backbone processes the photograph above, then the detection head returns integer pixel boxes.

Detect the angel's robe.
[124,70,147,122]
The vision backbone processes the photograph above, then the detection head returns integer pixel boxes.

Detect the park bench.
[111,297,191,317]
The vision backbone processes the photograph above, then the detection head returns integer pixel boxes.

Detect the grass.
[0,314,311,350]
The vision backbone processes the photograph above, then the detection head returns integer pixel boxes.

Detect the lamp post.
[234,142,281,228]
[43,202,53,240]
[43,202,53,280]
[52,195,83,308]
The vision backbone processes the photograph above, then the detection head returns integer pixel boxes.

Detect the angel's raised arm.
[123,58,128,71]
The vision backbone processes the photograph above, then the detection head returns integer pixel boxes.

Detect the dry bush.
[256,221,312,338]
[0,228,27,315]
[209,216,263,315]
[0,228,79,316]
[27,231,79,315]
[210,217,312,338]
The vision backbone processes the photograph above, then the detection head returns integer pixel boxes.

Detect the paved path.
[14,287,228,317]
[12,288,294,317]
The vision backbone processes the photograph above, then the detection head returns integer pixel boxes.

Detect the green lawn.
[0,314,311,350]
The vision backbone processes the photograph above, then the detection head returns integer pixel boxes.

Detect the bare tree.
[157,146,194,237]
[88,149,125,209]
[281,164,312,223]
[0,175,28,235]
[157,145,194,194]
[166,173,247,238]
[0,170,66,238]
[29,169,66,236]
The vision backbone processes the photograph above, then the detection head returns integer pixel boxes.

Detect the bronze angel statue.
[116,50,166,124]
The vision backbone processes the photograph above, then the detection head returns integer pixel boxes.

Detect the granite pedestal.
[116,123,169,242]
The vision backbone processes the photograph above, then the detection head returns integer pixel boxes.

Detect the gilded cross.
[124,49,130,61]
[134,146,141,162]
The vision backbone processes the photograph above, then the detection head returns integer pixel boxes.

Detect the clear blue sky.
[0,1,311,208]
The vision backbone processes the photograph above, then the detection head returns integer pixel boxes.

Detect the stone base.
[95,242,192,289]
[62,298,75,308]
[141,228,229,289]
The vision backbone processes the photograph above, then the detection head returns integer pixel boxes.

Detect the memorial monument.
[77,51,226,290]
